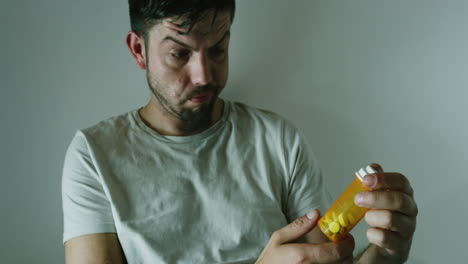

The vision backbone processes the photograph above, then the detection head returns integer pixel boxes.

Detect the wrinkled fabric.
[62,100,330,264]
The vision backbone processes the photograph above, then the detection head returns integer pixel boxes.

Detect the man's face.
[143,11,231,132]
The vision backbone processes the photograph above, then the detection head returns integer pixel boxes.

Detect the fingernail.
[363,174,376,187]
[354,193,364,206]
[307,210,318,220]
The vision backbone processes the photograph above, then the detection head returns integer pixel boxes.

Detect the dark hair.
[128,0,236,39]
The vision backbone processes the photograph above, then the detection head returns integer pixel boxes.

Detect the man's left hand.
[354,163,418,262]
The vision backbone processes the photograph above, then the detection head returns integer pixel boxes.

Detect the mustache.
[184,84,218,100]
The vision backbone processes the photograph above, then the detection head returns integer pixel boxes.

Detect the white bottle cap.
[355,165,377,181]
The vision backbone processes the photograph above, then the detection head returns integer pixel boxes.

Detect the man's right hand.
[256,210,354,264]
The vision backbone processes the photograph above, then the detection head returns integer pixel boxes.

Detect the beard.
[146,75,220,135]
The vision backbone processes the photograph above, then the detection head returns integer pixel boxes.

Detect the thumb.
[273,210,320,245]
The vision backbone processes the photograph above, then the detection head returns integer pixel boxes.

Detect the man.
[62,1,418,263]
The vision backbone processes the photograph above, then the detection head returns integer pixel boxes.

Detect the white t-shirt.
[62,100,330,263]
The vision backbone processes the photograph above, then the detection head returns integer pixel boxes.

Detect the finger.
[369,163,384,173]
[366,227,411,260]
[298,234,355,263]
[355,190,418,216]
[364,210,417,237]
[362,172,414,197]
[271,210,319,244]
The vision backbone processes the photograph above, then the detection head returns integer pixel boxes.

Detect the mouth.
[189,92,213,104]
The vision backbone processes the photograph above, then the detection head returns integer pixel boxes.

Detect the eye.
[210,48,226,59]
[170,50,190,60]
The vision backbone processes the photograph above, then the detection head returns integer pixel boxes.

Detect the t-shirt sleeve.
[282,123,332,223]
[61,131,116,243]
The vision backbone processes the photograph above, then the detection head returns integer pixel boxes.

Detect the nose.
[189,53,213,87]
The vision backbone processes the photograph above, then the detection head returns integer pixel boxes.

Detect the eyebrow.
[162,31,231,50]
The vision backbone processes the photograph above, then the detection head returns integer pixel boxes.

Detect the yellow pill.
[339,214,347,227]
[329,222,340,233]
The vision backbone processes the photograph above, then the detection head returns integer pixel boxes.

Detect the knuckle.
[316,246,333,260]
[383,210,394,229]
[293,216,308,228]
[409,217,417,234]
[311,245,328,260]
[287,247,309,264]
[334,246,347,259]
[390,192,405,209]
[413,202,419,216]
[401,174,410,186]
[366,192,377,204]
[328,245,340,259]
[292,250,309,264]
[288,217,309,233]
[336,242,353,259]
[270,230,282,243]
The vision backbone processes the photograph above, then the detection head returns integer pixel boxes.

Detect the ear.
[125,31,147,70]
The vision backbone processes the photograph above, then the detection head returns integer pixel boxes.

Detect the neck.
[138,97,224,136]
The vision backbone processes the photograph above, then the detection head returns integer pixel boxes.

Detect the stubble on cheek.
[169,78,188,103]
[146,71,192,121]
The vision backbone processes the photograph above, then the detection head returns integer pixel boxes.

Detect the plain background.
[2,0,467,263]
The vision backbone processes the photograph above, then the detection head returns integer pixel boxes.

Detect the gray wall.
[2,0,467,263]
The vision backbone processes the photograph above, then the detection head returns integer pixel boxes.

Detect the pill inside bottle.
[318,165,377,242]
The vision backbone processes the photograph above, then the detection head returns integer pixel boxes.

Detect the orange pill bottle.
[318,166,377,242]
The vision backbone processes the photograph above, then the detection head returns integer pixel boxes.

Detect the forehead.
[148,10,232,47]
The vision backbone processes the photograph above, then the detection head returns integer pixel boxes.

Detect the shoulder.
[67,110,137,151]
[82,111,135,137]
[227,100,307,151]
[81,110,136,141]
[228,101,297,132]
[228,101,303,141]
